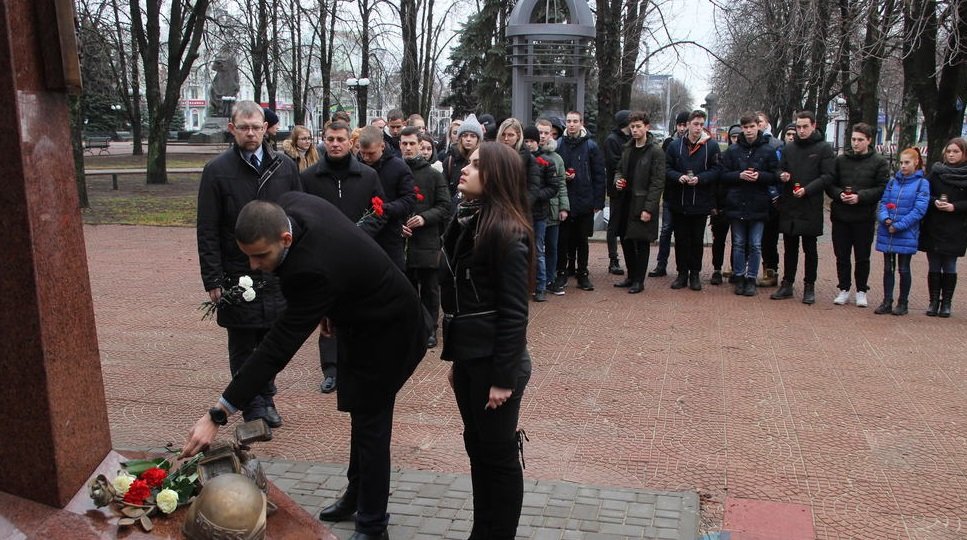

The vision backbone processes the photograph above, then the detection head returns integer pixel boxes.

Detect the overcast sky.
[648,0,719,106]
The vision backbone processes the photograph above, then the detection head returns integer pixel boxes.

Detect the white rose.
[156,488,179,514]
[238,276,254,288]
[112,472,135,495]
[241,287,257,302]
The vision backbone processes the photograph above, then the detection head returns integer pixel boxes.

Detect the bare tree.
[900,0,967,166]
[129,0,210,184]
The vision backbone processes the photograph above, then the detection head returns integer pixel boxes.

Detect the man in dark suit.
[183,193,431,540]
[196,100,302,429]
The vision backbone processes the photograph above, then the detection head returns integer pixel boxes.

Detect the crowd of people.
[186,99,967,540]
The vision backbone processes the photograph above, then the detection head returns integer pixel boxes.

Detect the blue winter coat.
[556,129,606,215]
[875,170,930,254]
[719,132,778,221]
[664,132,720,215]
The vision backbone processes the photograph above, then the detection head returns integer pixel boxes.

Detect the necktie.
[249,154,260,170]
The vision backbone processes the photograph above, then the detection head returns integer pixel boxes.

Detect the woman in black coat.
[919,137,967,317]
[440,142,533,539]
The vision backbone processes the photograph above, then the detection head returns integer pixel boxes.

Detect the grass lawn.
[81,152,217,227]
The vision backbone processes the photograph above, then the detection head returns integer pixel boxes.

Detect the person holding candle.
[874,147,930,315]
[919,137,967,317]
[827,123,890,307]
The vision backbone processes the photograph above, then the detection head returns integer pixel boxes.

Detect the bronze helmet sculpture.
[182,473,267,540]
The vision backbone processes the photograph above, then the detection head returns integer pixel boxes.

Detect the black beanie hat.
[614,110,631,129]
[263,107,280,128]
[675,111,690,125]
[522,125,541,142]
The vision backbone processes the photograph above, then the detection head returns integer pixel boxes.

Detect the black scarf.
[456,199,483,228]
[932,162,967,189]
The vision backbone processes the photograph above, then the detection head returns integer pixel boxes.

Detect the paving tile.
[88,225,967,539]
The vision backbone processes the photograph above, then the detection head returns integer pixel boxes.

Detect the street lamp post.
[346,77,370,128]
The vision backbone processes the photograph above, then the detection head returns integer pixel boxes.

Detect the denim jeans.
[655,201,673,268]
[730,220,765,279]
[545,224,559,288]
[882,253,913,302]
[533,219,547,292]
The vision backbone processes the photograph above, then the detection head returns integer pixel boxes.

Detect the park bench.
[83,136,112,155]
[84,167,204,190]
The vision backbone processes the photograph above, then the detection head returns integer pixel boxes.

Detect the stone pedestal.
[0,0,112,508]
[189,116,231,143]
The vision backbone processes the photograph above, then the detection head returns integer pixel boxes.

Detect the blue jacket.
[664,132,720,215]
[719,132,778,221]
[876,170,930,254]
[556,128,606,215]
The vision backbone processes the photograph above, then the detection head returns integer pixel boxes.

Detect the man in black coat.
[771,110,835,304]
[183,193,431,540]
[399,126,452,348]
[302,120,387,394]
[604,110,631,276]
[359,126,417,270]
[196,100,303,429]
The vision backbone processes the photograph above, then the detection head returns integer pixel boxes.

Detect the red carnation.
[139,467,167,489]
[535,157,550,167]
[371,196,384,217]
[416,193,425,202]
[123,479,151,506]
[886,203,896,210]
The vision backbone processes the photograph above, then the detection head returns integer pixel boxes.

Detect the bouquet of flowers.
[88,446,204,532]
[199,274,265,321]
[357,196,385,223]
[414,186,425,202]
[356,196,387,236]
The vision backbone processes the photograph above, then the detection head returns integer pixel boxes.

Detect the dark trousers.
[621,238,651,283]
[782,234,819,284]
[831,219,874,292]
[407,267,441,331]
[761,212,780,271]
[606,207,620,260]
[883,253,913,302]
[710,213,730,270]
[345,401,396,535]
[318,333,337,378]
[453,360,529,540]
[654,202,673,269]
[671,212,708,275]
[227,328,276,416]
[558,213,593,275]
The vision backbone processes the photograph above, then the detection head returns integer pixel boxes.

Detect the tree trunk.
[145,114,169,185]
[594,0,622,143]
[130,33,143,155]
[69,94,89,209]
[400,0,419,115]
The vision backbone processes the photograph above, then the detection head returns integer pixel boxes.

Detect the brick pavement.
[85,224,967,539]
[261,461,698,539]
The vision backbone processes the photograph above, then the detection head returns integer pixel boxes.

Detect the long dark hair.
[475,142,535,284]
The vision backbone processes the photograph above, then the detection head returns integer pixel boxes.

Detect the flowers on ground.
[89,448,204,531]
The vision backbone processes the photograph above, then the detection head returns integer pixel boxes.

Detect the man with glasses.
[196,100,303,430]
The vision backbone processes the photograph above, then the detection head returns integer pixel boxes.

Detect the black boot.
[608,257,624,275]
[802,282,816,305]
[940,273,957,318]
[874,299,893,315]
[926,272,942,316]
[892,300,909,316]
[628,281,644,294]
[734,276,745,295]
[688,272,702,291]
[670,273,688,289]
[770,281,794,300]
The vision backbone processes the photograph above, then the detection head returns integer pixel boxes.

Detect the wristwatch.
[208,406,228,426]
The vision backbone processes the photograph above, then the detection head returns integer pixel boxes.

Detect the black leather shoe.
[347,532,389,540]
[608,258,624,275]
[263,406,283,428]
[320,375,337,394]
[670,274,687,289]
[648,267,667,277]
[318,494,357,522]
[614,279,633,288]
[628,281,644,294]
[426,333,438,348]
